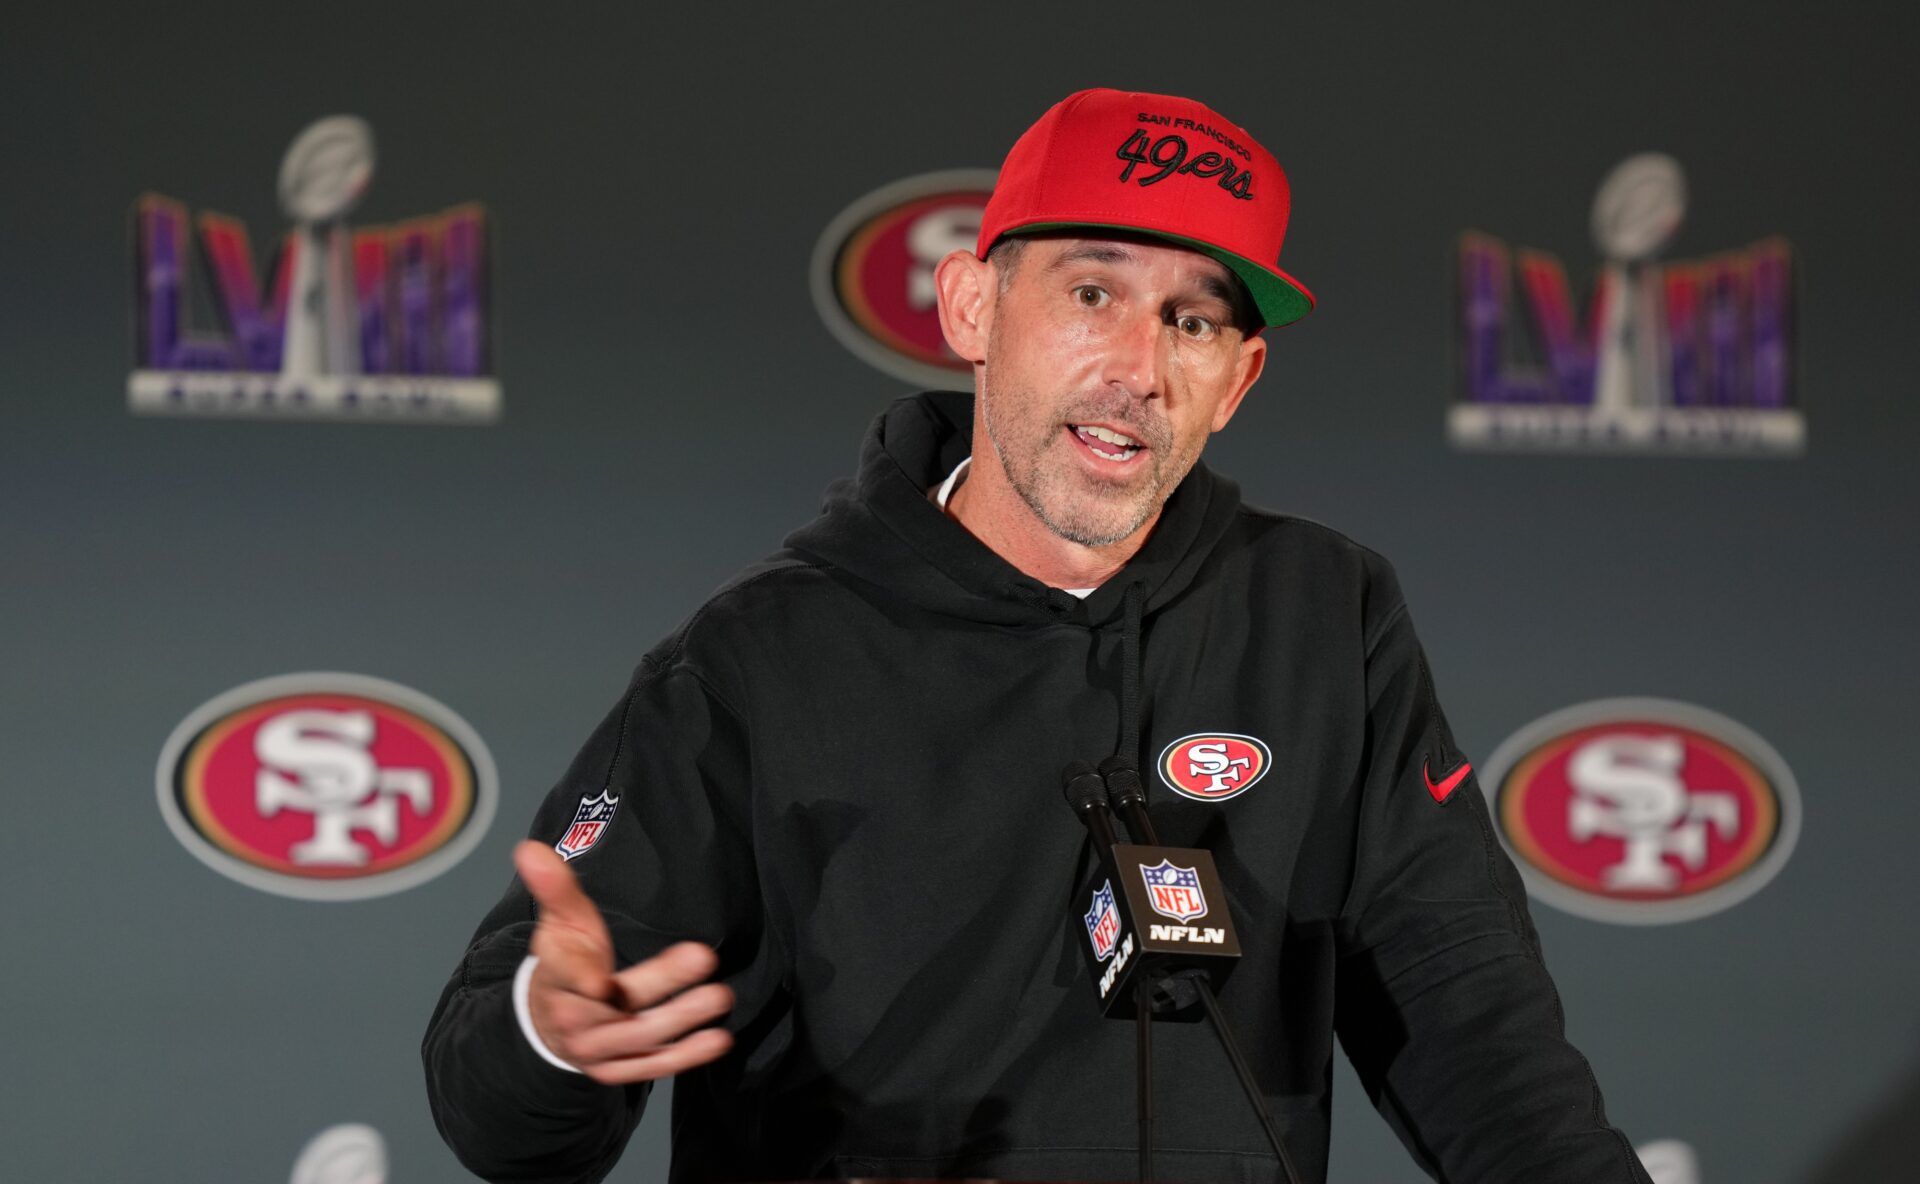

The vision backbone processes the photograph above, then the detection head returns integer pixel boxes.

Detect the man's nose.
[1100,308,1166,401]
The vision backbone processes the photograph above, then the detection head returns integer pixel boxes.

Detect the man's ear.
[934,249,991,365]
[1210,332,1268,433]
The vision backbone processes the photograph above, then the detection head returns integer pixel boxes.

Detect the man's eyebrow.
[1043,241,1246,320]
[1042,243,1139,272]
[1194,273,1239,310]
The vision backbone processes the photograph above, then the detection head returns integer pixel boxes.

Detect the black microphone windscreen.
[1061,760,1107,814]
[1099,756,1149,806]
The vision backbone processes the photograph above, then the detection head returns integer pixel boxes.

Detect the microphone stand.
[1099,759,1304,1184]
[1193,973,1301,1184]
[1136,978,1154,1184]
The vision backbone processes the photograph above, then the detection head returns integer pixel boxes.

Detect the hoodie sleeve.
[1332,566,1650,1184]
[422,656,766,1184]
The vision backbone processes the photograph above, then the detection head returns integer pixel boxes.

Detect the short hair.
[986,235,1028,293]
[983,233,1257,335]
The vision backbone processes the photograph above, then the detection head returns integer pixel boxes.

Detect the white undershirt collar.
[932,456,1097,599]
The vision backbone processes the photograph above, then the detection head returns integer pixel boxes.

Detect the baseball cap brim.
[1006,221,1315,329]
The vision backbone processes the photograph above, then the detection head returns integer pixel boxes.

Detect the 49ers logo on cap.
[1158,732,1272,802]
[1483,698,1800,925]
[157,673,497,901]
[1115,125,1255,200]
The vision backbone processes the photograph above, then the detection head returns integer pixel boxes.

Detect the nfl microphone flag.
[1072,841,1242,1018]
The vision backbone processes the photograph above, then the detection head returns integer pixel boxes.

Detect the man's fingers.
[581,1027,735,1087]
[516,840,614,945]
[611,941,721,1011]
[561,982,735,1065]
[512,847,728,1080]
[517,840,618,1000]
[534,987,629,1042]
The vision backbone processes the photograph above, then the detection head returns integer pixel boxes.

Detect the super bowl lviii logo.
[811,170,996,388]
[130,116,499,422]
[157,673,497,900]
[1484,698,1799,923]
[1452,153,1801,453]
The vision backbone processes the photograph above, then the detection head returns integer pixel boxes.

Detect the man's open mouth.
[1068,423,1144,462]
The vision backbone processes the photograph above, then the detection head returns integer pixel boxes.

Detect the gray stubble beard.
[978,343,1192,549]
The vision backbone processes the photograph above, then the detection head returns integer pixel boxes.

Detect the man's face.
[977,234,1265,548]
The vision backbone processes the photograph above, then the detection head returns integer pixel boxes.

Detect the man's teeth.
[1074,425,1141,460]
[1081,424,1138,447]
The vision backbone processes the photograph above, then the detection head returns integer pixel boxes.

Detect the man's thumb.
[515,839,606,937]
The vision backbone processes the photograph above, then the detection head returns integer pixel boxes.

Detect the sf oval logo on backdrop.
[1158,733,1272,802]
[157,673,497,901]
[810,169,997,390]
[1483,698,1799,924]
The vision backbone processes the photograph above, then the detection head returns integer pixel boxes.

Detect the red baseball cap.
[977,88,1315,329]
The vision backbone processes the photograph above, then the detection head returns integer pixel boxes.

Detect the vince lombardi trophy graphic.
[278,116,375,381]
[289,1122,387,1184]
[1590,152,1685,412]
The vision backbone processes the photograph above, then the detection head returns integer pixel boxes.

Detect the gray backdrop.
[5,2,1916,1181]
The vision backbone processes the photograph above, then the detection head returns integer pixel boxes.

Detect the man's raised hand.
[513,840,734,1084]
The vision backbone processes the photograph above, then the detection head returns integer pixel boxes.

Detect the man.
[424,88,1651,1183]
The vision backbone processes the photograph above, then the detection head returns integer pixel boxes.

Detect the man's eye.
[1072,285,1109,308]
[1177,314,1217,338]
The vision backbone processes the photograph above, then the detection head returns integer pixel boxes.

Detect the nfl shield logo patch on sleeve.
[555,791,619,861]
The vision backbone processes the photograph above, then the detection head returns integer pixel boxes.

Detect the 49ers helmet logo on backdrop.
[809,169,996,388]
[157,673,497,901]
[1483,697,1799,925]
[1158,733,1272,802]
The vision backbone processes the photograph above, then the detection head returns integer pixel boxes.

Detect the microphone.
[1100,755,1204,1014]
[1062,758,1242,1017]
[1099,755,1158,844]
[1067,758,1305,1184]
[1061,759,1122,857]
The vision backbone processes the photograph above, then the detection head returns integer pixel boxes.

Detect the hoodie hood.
[782,390,1245,631]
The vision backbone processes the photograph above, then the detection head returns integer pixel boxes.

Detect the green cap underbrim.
[1006,221,1314,329]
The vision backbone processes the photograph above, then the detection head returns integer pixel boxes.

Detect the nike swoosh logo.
[1423,759,1472,803]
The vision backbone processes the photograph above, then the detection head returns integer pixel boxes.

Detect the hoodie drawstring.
[1118,580,1145,768]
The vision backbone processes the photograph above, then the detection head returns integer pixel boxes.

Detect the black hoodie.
[423,391,1650,1184]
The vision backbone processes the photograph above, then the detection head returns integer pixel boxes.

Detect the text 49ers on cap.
[977,87,1315,329]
